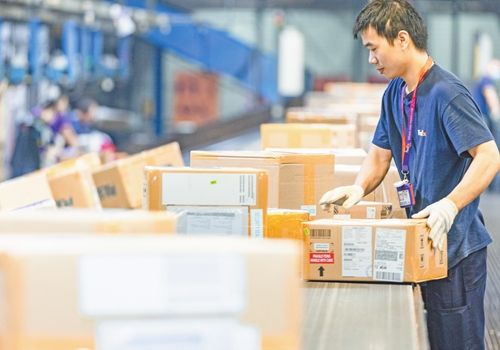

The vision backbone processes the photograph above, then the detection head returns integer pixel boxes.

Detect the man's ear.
[397,30,410,51]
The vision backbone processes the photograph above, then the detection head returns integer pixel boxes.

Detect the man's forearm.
[354,145,392,195]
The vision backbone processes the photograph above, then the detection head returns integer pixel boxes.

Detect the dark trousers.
[420,247,488,350]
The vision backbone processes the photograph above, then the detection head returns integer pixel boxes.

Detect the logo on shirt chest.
[418,129,427,137]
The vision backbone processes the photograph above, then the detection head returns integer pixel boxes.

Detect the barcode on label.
[311,229,331,238]
[375,250,398,261]
[345,248,365,252]
[375,271,402,282]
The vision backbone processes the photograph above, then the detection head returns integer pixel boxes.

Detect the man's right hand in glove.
[319,185,364,212]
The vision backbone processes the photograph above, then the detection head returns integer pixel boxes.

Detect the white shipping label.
[79,253,247,317]
[96,318,261,350]
[314,243,330,251]
[250,209,264,238]
[167,206,248,236]
[342,226,373,277]
[162,173,257,206]
[366,207,376,219]
[373,228,406,282]
[301,205,317,217]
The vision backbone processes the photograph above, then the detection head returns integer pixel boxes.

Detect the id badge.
[394,179,415,208]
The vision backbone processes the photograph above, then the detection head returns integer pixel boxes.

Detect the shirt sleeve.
[372,90,392,150]
[443,94,494,157]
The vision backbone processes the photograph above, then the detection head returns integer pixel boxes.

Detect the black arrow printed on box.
[318,266,325,277]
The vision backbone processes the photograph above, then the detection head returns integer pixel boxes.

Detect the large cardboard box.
[332,164,384,202]
[190,151,335,219]
[0,234,301,350]
[332,201,393,219]
[261,123,356,149]
[0,172,55,210]
[0,209,177,234]
[302,219,447,283]
[265,148,367,165]
[267,209,310,240]
[92,142,184,209]
[143,166,268,238]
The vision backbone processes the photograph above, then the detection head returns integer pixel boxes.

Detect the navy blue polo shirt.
[373,64,493,268]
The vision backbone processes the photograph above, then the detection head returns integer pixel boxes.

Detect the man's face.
[360,26,405,80]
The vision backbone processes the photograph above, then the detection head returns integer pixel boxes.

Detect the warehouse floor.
[189,127,500,349]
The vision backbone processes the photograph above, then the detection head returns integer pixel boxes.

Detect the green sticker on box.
[304,228,310,235]
[210,180,217,185]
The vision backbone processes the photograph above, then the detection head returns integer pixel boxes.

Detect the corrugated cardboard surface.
[261,123,356,149]
[93,142,184,209]
[332,164,383,202]
[190,151,335,219]
[0,210,177,234]
[302,219,447,283]
[267,209,310,240]
[48,168,101,209]
[265,147,367,165]
[0,234,301,350]
[332,202,393,219]
[0,172,54,211]
[285,107,355,124]
[143,166,268,237]
[42,153,102,178]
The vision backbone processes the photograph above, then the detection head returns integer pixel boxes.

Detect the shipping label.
[373,228,406,282]
[342,226,372,277]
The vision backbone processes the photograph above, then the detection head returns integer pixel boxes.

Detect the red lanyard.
[401,56,433,178]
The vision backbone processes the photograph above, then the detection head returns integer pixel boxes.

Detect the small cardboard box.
[302,219,447,283]
[93,142,184,209]
[48,167,101,209]
[267,209,310,240]
[190,150,335,219]
[0,172,55,211]
[143,166,268,238]
[332,201,393,219]
[261,123,356,149]
[0,209,177,234]
[0,234,301,350]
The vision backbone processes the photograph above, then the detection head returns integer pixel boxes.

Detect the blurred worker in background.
[320,1,500,349]
[472,59,500,192]
[10,99,65,177]
[52,93,79,149]
[71,97,116,158]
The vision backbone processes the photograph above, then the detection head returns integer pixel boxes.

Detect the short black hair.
[353,0,428,51]
[41,99,57,110]
[75,97,97,113]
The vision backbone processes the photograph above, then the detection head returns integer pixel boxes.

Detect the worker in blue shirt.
[320,1,500,349]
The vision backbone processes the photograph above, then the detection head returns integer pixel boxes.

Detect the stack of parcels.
[0,234,302,350]
[261,123,356,149]
[143,166,268,238]
[190,150,335,219]
[92,142,184,209]
[0,209,177,234]
[42,153,102,209]
[285,107,356,124]
[302,219,447,283]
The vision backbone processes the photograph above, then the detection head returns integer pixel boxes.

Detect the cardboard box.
[267,209,310,240]
[265,148,367,165]
[302,219,447,283]
[190,150,335,219]
[0,172,54,211]
[0,234,301,350]
[261,123,356,149]
[285,107,355,124]
[332,164,384,202]
[43,153,102,177]
[0,209,177,234]
[92,142,184,209]
[48,167,101,209]
[143,166,268,237]
[332,201,393,219]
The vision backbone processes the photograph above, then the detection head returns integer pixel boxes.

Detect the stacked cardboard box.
[0,234,302,350]
[0,171,55,210]
[93,142,184,209]
[332,201,393,219]
[285,107,356,124]
[261,123,356,149]
[265,148,367,165]
[302,219,447,283]
[190,150,335,219]
[267,209,310,240]
[143,166,268,238]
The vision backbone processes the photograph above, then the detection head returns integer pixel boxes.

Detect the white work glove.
[319,185,364,211]
[412,198,458,250]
